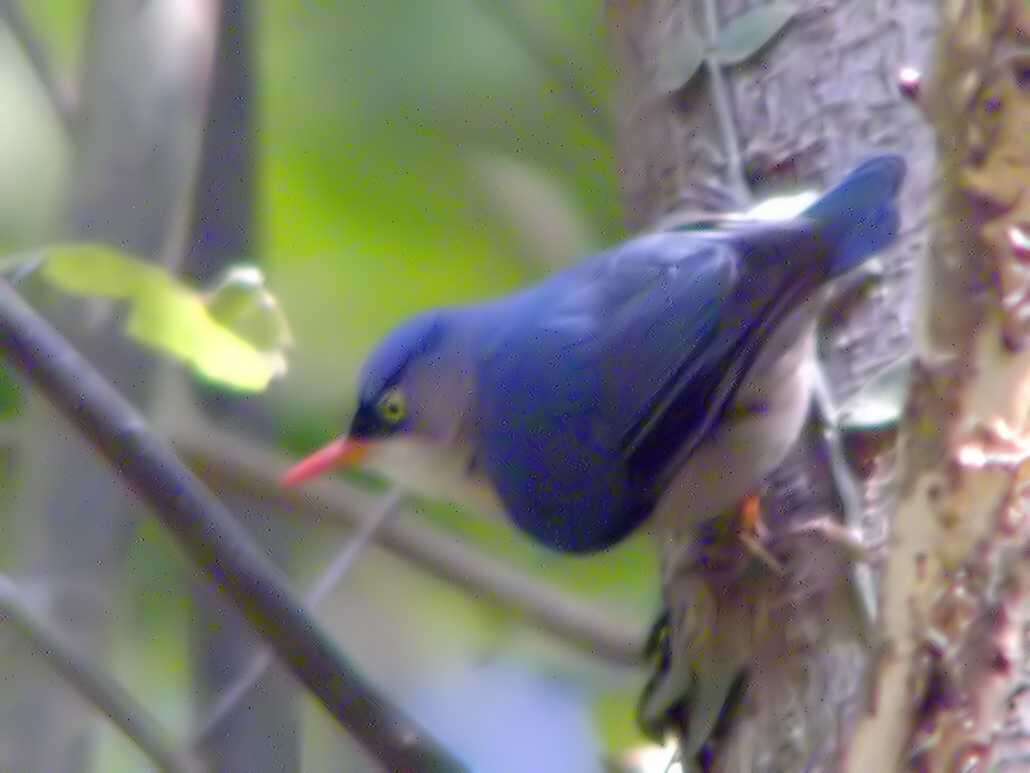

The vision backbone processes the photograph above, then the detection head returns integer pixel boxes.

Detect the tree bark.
[848,1,1030,769]
[607,0,937,768]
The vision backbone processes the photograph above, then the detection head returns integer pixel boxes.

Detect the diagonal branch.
[0,279,466,773]
[0,0,74,135]
[191,490,405,748]
[0,413,650,666]
[174,423,647,666]
[0,575,197,773]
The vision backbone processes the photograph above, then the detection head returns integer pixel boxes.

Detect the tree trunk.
[180,2,301,770]
[0,2,216,770]
[848,1,1030,769]
[606,0,936,768]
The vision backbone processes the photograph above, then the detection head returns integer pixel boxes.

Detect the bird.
[283,154,905,556]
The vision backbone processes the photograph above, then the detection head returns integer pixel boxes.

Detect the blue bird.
[284,155,905,556]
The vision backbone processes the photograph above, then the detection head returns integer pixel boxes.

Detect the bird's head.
[282,310,475,486]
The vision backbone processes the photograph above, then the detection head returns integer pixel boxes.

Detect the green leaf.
[13,245,288,392]
[838,354,913,433]
[655,23,707,94]
[715,3,796,66]
[43,244,155,295]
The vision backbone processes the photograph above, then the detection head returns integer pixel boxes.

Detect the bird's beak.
[281,438,371,487]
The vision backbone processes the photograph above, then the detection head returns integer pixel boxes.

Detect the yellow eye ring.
[377,388,407,425]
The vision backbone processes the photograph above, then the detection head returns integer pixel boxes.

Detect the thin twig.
[192,490,405,747]
[0,575,197,773]
[811,364,878,636]
[1,417,646,665]
[700,0,750,206]
[0,0,74,135]
[0,279,465,773]
[470,0,611,141]
[173,423,647,666]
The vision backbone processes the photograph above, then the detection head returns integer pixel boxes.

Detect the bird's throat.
[361,437,506,518]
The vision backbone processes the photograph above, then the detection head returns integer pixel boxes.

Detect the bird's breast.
[652,329,817,532]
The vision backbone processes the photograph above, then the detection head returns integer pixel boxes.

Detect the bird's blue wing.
[586,234,743,446]
[475,232,739,553]
[616,154,906,479]
[474,156,905,554]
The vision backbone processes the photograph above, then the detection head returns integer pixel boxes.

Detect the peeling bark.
[848,1,1030,769]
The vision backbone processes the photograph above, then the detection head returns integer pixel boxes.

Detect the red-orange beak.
[281,438,371,487]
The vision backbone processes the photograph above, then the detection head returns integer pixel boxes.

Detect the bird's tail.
[802,154,906,277]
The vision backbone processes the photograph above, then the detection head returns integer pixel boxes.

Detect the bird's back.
[472,231,748,552]
[470,155,905,553]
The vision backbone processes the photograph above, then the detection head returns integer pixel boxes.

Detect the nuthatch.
[284,155,905,558]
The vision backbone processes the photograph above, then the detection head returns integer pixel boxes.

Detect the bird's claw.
[734,494,785,575]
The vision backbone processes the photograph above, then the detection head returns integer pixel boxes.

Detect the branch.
[2,402,647,666]
[0,575,197,773]
[172,423,646,666]
[1,3,218,767]
[191,491,404,748]
[0,280,466,773]
[0,0,74,135]
[847,2,1030,767]
[699,0,749,206]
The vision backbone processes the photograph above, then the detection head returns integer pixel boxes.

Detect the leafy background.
[0,1,662,770]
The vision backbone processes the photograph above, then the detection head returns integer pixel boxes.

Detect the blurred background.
[0,1,663,771]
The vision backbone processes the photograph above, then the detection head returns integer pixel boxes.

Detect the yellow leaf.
[20,243,290,392]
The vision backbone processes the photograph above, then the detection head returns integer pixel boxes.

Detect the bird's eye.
[376,388,407,425]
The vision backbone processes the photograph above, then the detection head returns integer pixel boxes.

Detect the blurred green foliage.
[1,245,291,390]
[1,1,660,766]
[261,1,624,411]
[253,0,659,656]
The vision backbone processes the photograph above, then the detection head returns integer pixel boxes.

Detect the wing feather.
[475,231,738,552]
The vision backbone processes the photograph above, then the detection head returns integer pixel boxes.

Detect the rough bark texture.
[848,1,1030,769]
[607,0,937,769]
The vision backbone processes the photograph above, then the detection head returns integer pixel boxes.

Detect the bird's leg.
[735,493,785,575]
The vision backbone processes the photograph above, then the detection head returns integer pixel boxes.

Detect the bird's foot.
[736,494,785,575]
